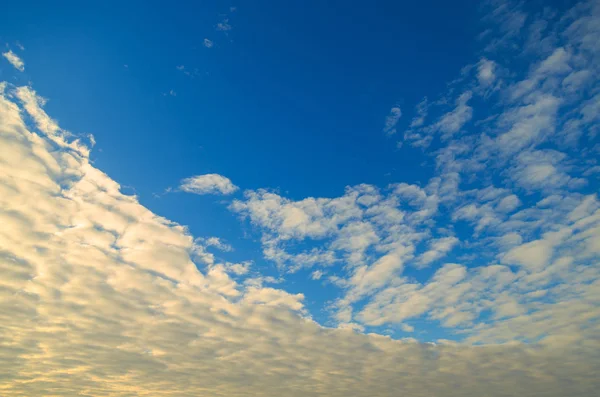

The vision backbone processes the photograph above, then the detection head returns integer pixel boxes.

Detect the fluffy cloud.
[2,50,24,71]
[180,173,238,195]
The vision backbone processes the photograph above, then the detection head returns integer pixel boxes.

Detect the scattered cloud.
[203,38,214,48]
[180,173,238,195]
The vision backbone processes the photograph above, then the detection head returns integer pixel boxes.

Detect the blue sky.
[1,0,600,395]
[1,0,486,335]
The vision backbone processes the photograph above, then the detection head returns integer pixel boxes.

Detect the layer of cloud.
[2,81,600,397]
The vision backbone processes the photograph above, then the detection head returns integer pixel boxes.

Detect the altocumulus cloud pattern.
[1,0,600,396]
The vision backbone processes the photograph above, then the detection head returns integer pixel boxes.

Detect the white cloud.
[383,106,402,136]
[416,236,459,268]
[409,98,428,128]
[477,58,496,86]
[197,236,233,252]
[496,194,521,212]
[434,91,473,138]
[502,239,553,271]
[2,50,24,71]
[180,173,238,195]
[509,150,585,192]
[203,38,214,48]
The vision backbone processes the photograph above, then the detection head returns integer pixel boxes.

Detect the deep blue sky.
[1,0,477,196]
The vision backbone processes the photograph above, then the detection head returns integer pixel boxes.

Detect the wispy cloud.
[382,106,402,136]
[2,50,24,71]
[216,18,232,31]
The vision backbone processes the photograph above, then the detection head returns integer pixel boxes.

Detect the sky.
[1,0,600,395]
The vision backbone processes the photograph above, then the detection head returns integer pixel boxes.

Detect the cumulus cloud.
[180,173,238,195]
[2,50,24,71]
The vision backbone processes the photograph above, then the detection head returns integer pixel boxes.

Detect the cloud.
[2,0,600,394]
[477,58,496,86]
[509,150,585,192]
[433,91,473,138]
[197,236,233,252]
[203,38,214,48]
[180,173,238,195]
[228,1,600,348]
[216,19,232,31]
[382,106,402,136]
[501,238,553,271]
[2,50,24,71]
[416,236,459,268]
[409,98,428,128]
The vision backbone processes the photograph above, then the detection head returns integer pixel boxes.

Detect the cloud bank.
[1,81,598,395]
